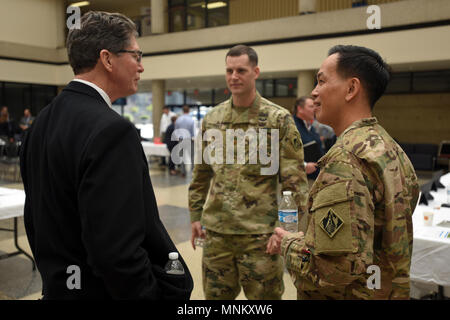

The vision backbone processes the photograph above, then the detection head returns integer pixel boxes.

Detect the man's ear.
[99,49,113,73]
[254,66,260,79]
[345,77,361,102]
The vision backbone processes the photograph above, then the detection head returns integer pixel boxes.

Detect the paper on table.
[415,226,450,240]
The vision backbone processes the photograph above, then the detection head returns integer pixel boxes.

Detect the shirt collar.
[223,91,261,124]
[72,79,112,108]
[303,120,312,131]
[316,117,378,168]
[339,117,378,138]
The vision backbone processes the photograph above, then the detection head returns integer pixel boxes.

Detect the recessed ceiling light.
[202,1,227,9]
[70,1,90,7]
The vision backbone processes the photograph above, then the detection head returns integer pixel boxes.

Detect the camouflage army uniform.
[281,118,419,300]
[189,91,308,300]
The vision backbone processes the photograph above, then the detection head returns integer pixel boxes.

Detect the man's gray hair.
[66,11,138,75]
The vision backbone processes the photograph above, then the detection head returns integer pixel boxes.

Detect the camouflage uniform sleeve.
[279,113,308,219]
[188,119,213,222]
[281,159,375,298]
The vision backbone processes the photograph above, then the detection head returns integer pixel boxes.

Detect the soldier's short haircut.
[328,45,391,109]
[67,11,138,75]
[226,45,258,66]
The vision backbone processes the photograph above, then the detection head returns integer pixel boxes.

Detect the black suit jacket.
[293,116,325,180]
[20,81,193,300]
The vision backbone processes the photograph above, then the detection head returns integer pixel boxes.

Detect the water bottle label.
[278,210,298,223]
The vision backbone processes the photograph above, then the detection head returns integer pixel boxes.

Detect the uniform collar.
[316,117,378,168]
[223,91,261,124]
[339,117,378,138]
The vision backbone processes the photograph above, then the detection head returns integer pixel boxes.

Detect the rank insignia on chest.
[319,208,344,238]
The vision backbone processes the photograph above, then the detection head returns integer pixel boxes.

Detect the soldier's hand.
[305,162,318,174]
[266,234,282,255]
[191,221,205,250]
[275,227,304,239]
[267,228,305,255]
[274,227,289,239]
[266,228,288,255]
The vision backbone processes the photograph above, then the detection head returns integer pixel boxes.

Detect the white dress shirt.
[160,111,176,134]
[72,79,112,108]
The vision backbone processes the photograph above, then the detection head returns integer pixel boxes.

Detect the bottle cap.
[168,252,179,260]
[283,191,292,196]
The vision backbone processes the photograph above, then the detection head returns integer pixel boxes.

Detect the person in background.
[159,106,176,166]
[163,115,178,175]
[293,96,324,180]
[312,118,336,153]
[19,108,35,131]
[0,106,17,145]
[174,105,195,176]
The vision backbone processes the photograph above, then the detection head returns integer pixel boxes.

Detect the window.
[214,87,230,104]
[256,78,297,97]
[169,0,229,32]
[31,84,57,114]
[413,70,450,93]
[384,70,450,94]
[385,72,412,94]
[169,0,186,32]
[256,81,264,95]
[4,83,30,122]
[187,0,205,30]
[166,90,185,105]
[275,79,297,97]
[207,1,228,27]
[0,82,57,124]
[186,88,212,105]
[264,80,274,97]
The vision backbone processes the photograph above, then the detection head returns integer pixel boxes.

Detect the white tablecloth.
[141,142,170,158]
[411,173,450,292]
[0,187,25,220]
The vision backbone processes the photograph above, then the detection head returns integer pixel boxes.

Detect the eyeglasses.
[117,50,143,63]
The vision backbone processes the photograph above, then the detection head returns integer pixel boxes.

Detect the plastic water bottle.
[164,252,185,275]
[194,226,206,247]
[278,191,298,232]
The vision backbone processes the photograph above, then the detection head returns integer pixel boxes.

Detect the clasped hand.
[266,228,304,255]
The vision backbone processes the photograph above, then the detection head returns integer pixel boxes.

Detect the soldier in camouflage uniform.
[189,45,308,300]
[267,45,419,299]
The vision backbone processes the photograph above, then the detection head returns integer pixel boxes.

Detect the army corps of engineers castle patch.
[319,208,344,238]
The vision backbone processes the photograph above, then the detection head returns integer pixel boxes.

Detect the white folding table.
[141,142,170,164]
[410,173,450,298]
[0,187,36,270]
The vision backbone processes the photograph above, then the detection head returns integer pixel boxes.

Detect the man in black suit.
[19,11,193,300]
[163,115,178,175]
[293,96,325,180]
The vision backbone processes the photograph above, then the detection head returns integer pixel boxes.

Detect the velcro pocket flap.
[311,180,356,255]
[311,179,353,211]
